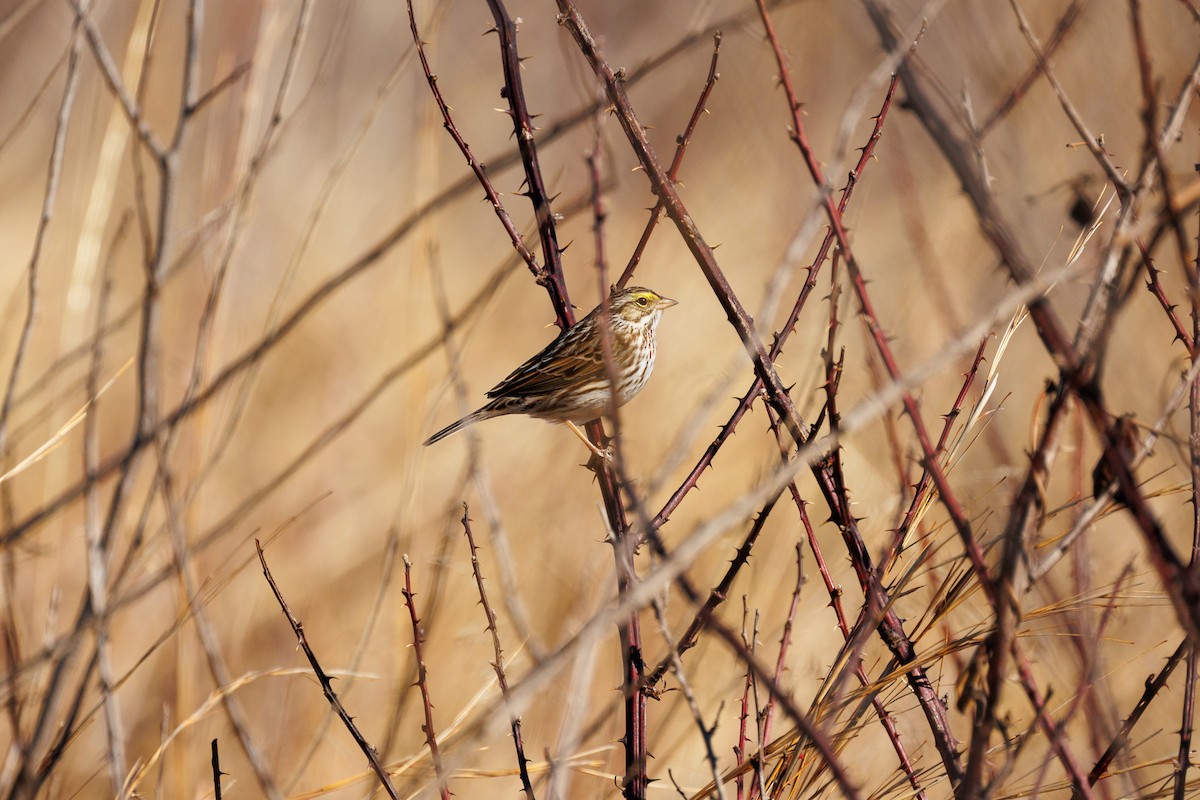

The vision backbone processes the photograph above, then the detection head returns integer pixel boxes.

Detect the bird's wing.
[485,319,606,399]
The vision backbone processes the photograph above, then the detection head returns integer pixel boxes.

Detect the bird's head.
[609,287,677,328]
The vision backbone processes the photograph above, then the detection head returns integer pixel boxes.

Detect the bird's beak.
[658,296,678,309]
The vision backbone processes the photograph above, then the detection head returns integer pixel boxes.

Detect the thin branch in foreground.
[405,0,549,304]
[211,739,222,800]
[380,505,459,765]
[1090,639,1188,785]
[1005,0,1129,198]
[760,544,804,748]
[462,505,534,800]
[736,601,752,800]
[880,336,990,576]
[401,555,452,800]
[645,494,783,687]
[1141,246,1194,354]
[482,0,572,320]
[650,601,728,800]
[584,124,652,800]
[254,539,398,800]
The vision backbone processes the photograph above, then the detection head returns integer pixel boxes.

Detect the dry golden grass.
[2,0,1199,798]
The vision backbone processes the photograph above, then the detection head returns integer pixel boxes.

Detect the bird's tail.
[423,408,493,446]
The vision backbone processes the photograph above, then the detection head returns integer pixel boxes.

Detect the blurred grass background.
[1,0,1199,797]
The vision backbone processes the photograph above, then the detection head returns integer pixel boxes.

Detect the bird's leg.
[565,420,612,461]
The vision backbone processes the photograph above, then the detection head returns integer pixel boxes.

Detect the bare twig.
[255,540,398,799]
[462,506,534,800]
[650,602,728,800]
[482,0,571,317]
[1142,248,1195,354]
[401,556,451,800]
[978,0,1082,136]
[616,31,723,289]
[736,601,753,800]
[1006,0,1130,197]
[645,495,782,687]
[211,739,222,800]
[556,0,811,452]
[760,545,804,748]
[1090,640,1188,785]
[405,0,552,305]
[880,337,989,575]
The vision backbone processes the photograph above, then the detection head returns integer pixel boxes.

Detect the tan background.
[1,0,1198,797]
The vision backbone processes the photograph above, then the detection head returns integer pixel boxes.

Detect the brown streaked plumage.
[423,287,676,453]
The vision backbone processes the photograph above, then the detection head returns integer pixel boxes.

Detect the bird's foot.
[584,445,615,471]
[565,420,614,467]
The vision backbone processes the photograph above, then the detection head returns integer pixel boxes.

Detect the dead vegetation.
[2,1,1200,799]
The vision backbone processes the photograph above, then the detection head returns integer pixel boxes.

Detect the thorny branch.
[256,541,398,800]
[8,4,1200,800]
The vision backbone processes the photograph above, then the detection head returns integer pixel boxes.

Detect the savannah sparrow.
[423,287,677,456]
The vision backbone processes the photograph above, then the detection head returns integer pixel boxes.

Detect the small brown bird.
[423,287,676,456]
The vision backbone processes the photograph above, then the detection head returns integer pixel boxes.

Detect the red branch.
[617,33,723,289]
[402,556,452,800]
[461,505,534,800]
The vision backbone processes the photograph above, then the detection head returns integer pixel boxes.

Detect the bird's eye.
[637,296,649,306]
